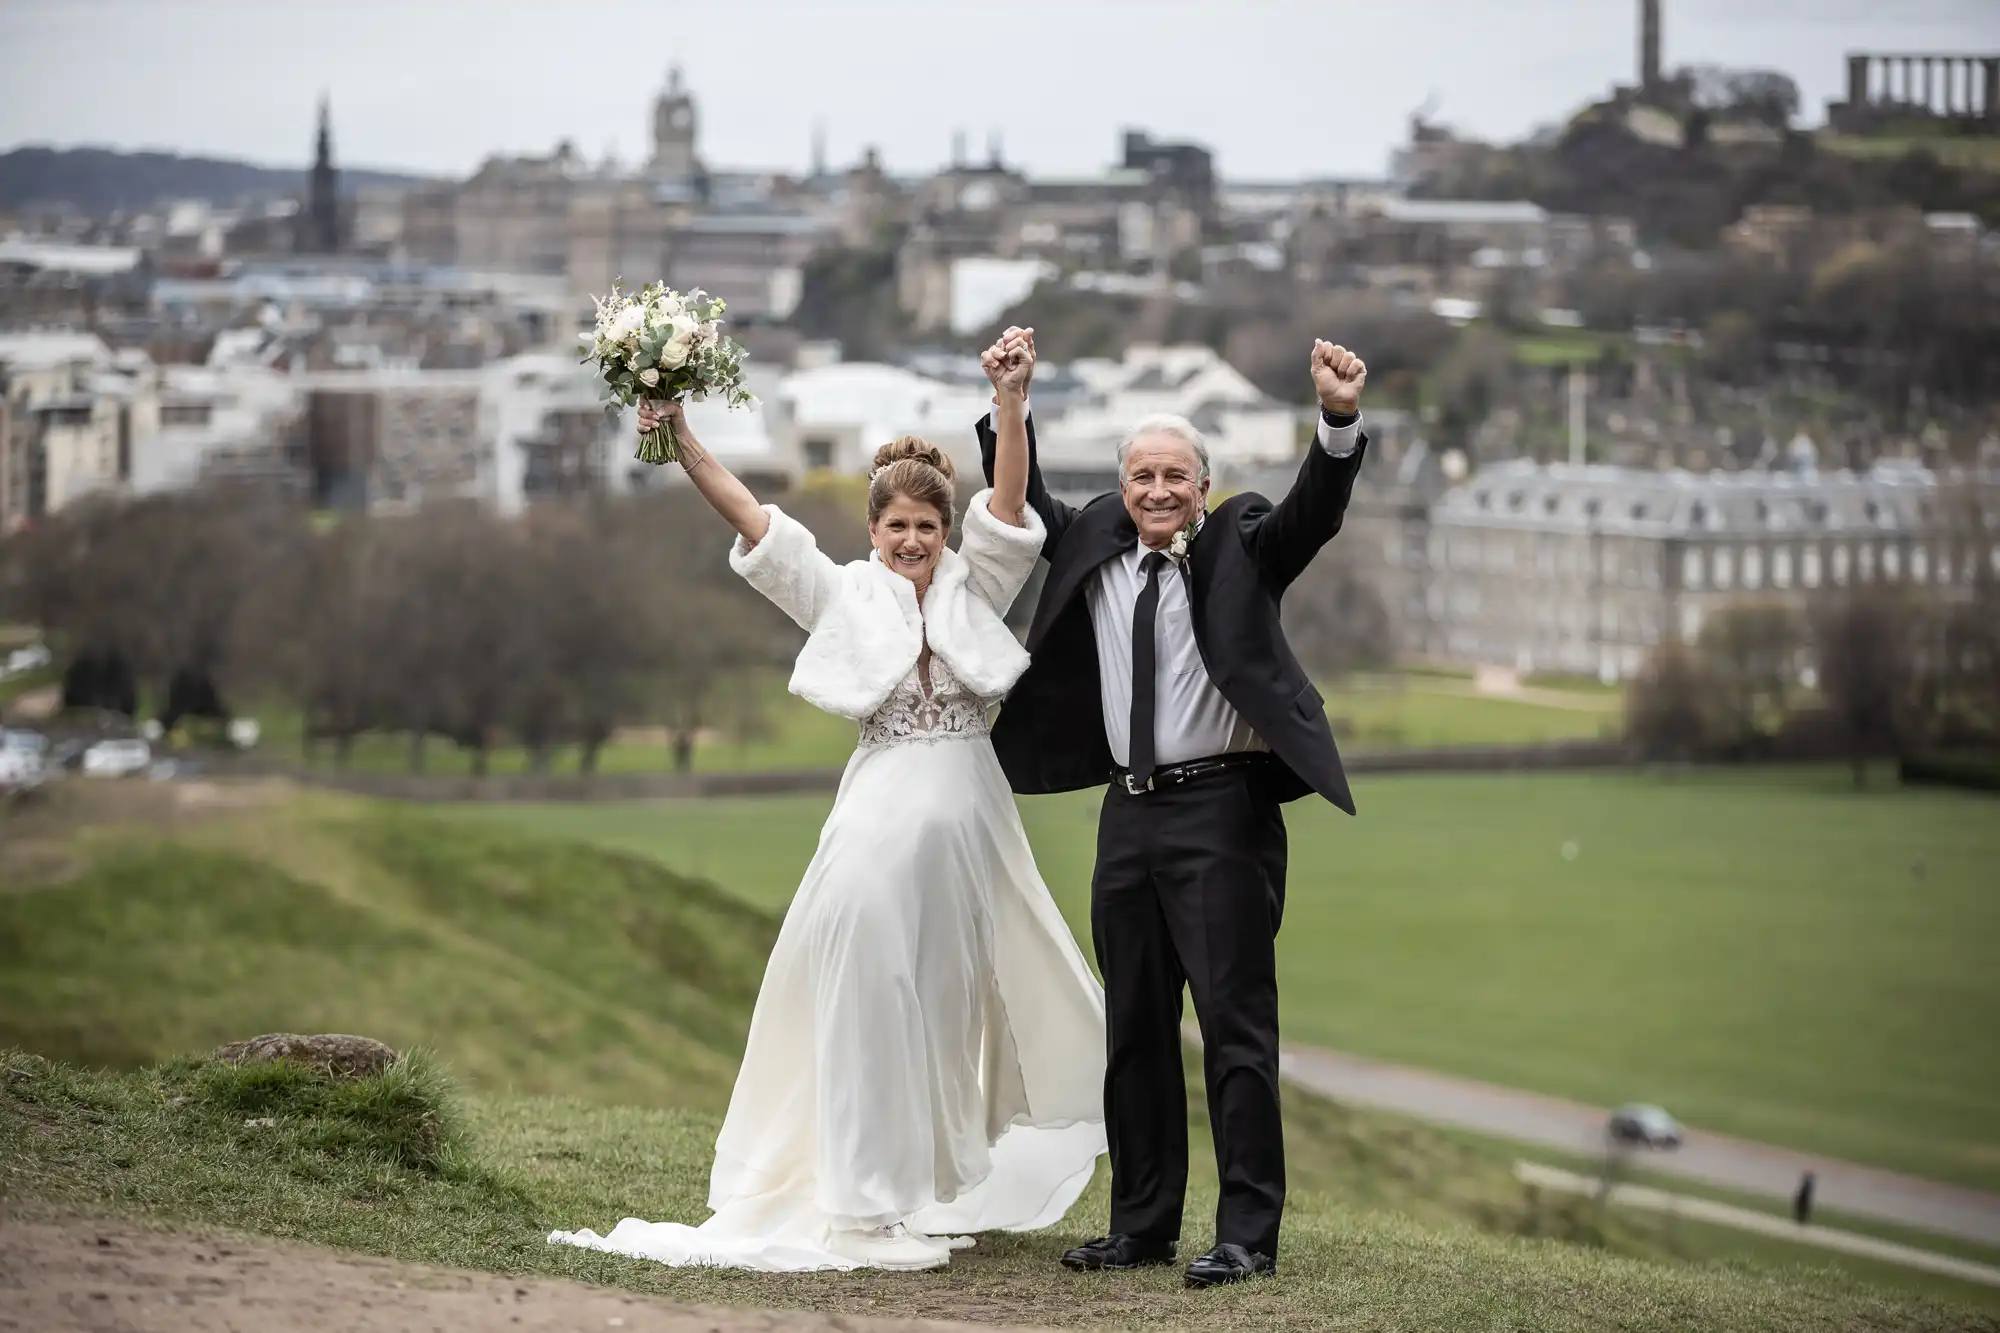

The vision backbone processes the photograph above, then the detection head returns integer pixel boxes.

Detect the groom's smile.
[1120,434,1209,550]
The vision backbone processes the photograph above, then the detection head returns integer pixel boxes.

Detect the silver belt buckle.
[1123,771,1153,795]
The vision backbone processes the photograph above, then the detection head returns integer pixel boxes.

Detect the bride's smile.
[870,495,947,589]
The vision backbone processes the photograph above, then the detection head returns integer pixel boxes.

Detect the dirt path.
[0,1218,1040,1333]
[1277,1042,2000,1250]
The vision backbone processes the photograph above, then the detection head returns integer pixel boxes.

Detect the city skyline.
[2,0,1995,183]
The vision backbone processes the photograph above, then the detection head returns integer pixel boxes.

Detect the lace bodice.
[857,652,991,749]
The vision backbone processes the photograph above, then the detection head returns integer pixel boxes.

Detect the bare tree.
[235,517,389,767]
[1696,600,1806,756]
[1625,641,1726,761]
[411,506,530,778]
[1934,475,2000,745]
[1810,586,1935,787]
[8,492,295,727]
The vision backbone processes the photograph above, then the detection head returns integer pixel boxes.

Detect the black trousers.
[1091,763,1288,1258]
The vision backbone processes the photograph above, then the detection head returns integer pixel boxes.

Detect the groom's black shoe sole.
[1060,1235,1177,1271]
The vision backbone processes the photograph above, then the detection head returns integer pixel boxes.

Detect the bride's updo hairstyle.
[867,436,957,527]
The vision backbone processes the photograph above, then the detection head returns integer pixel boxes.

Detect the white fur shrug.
[728,488,1046,720]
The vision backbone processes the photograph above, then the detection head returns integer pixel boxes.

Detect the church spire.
[301,92,341,253]
[315,93,333,169]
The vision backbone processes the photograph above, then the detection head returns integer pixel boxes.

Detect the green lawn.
[239,679,862,778]
[1511,331,1622,367]
[226,671,1618,780]
[455,767,2000,1193]
[0,664,56,709]
[1817,132,2000,173]
[1325,675,1618,749]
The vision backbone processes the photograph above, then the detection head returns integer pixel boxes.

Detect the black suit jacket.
[977,411,1367,814]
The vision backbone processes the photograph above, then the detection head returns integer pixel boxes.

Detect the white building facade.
[1421,453,1995,680]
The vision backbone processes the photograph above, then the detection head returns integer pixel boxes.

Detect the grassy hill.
[2,781,1994,1328]
[459,766,2000,1194]
[0,783,772,1112]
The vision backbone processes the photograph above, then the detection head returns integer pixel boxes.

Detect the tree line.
[1625,561,2000,784]
[0,481,1402,774]
[0,486,862,774]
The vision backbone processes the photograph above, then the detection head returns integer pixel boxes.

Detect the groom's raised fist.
[1311,340,1366,416]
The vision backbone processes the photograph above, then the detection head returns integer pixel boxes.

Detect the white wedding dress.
[550,527,1107,1272]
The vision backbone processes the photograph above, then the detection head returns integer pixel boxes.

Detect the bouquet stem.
[634,398,680,465]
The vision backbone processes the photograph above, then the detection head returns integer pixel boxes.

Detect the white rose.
[638,367,661,388]
[670,313,699,341]
[658,339,691,371]
[608,305,644,341]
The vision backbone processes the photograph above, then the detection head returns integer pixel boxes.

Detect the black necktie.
[1128,551,1169,788]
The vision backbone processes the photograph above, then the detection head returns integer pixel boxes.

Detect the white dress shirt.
[992,404,1361,768]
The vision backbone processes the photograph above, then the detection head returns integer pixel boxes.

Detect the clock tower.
[649,66,700,185]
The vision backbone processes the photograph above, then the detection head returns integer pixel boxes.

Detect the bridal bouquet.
[579,281,754,464]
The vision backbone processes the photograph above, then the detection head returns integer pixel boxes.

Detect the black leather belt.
[1114,752,1266,795]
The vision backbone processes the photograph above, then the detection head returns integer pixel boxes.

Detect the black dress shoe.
[1184,1242,1275,1288]
[1060,1234,1176,1271]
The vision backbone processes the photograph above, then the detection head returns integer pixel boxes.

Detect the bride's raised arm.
[640,399,769,546]
[981,329,1033,528]
[642,400,838,632]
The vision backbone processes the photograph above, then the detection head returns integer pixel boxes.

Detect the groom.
[977,328,1366,1288]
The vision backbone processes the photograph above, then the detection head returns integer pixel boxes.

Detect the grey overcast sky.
[1,0,1995,180]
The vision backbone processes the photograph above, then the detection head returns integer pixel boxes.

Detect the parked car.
[2,644,51,676]
[81,738,152,779]
[0,748,43,791]
[0,728,48,756]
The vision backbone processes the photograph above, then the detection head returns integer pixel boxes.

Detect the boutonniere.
[1167,518,1197,564]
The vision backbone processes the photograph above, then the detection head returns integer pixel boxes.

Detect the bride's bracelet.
[680,446,709,476]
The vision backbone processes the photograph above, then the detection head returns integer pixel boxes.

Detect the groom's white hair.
[1117,414,1211,484]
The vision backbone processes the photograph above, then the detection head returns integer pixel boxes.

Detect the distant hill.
[0,145,438,215]
[1405,108,2000,247]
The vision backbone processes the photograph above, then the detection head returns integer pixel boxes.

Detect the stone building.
[895,132,1219,332]
[398,184,460,267]
[398,67,707,291]
[0,332,153,532]
[1418,448,1992,680]
[1828,51,2000,133]
[665,212,834,323]
[451,142,590,277]
[303,370,486,511]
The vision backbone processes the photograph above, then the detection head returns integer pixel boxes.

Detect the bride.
[549,332,1106,1273]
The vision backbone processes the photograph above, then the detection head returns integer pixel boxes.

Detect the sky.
[1,0,1995,181]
